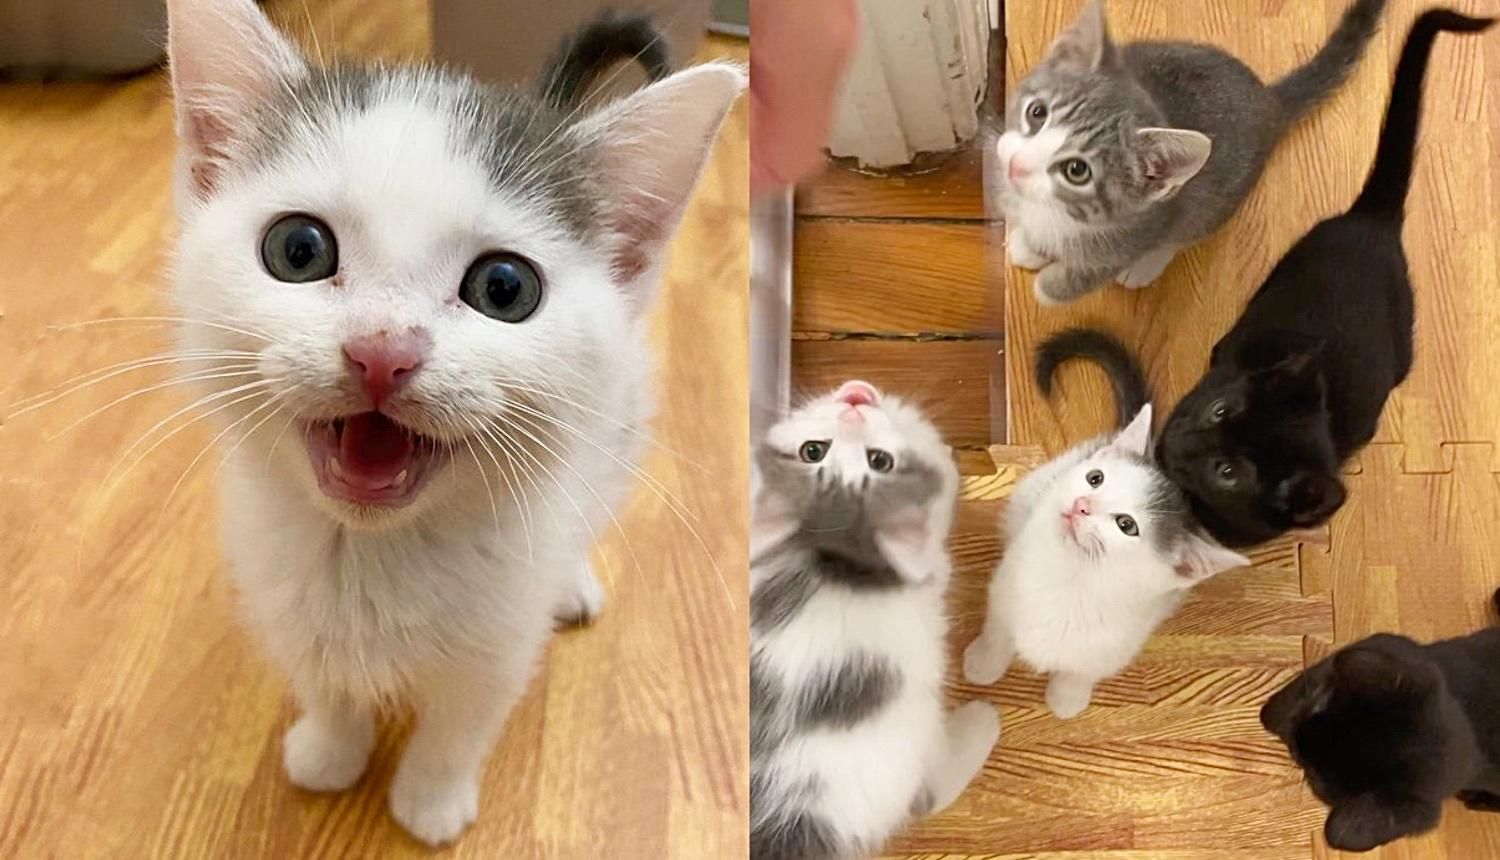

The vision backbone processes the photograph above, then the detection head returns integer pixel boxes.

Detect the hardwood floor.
[792,1,1500,859]
[0,2,747,857]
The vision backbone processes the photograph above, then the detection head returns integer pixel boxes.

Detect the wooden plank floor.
[788,1,1500,859]
[0,2,747,857]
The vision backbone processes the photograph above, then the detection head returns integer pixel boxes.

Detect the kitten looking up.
[751,382,1000,860]
[965,344,1248,718]
[1262,589,1500,852]
[999,0,1386,305]
[166,0,743,845]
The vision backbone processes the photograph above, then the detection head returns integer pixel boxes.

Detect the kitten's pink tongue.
[338,412,413,485]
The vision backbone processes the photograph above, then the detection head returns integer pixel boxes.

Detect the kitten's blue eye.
[1022,98,1048,133]
[261,214,337,283]
[1115,515,1139,536]
[1086,469,1104,488]
[867,449,894,472]
[799,441,828,463]
[460,253,544,323]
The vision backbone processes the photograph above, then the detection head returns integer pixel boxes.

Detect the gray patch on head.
[794,652,901,731]
[243,63,601,238]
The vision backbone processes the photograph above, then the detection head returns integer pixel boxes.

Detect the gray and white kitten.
[998,0,1386,305]
[166,0,742,846]
[750,382,1000,860]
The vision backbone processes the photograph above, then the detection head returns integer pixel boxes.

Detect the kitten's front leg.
[1044,672,1097,719]
[962,618,1015,685]
[922,701,1002,813]
[283,680,375,792]
[1115,245,1178,289]
[1034,263,1113,306]
[1006,228,1048,270]
[390,659,537,846]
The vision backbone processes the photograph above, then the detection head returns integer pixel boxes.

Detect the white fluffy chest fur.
[753,579,947,844]
[994,525,1182,679]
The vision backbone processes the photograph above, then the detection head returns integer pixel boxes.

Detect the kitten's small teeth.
[329,458,344,479]
[393,470,409,487]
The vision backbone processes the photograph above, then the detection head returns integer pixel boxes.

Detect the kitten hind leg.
[1115,245,1178,289]
[963,618,1015,685]
[922,701,1002,813]
[1458,790,1500,812]
[553,559,606,627]
[282,684,375,792]
[1044,672,1097,719]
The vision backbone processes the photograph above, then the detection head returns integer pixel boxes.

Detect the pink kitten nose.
[1007,156,1031,184]
[1068,496,1092,518]
[343,329,430,409]
[834,381,879,408]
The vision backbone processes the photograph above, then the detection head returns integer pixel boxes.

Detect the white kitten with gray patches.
[963,405,1249,718]
[750,382,1000,860]
[165,0,742,845]
[998,0,1385,304]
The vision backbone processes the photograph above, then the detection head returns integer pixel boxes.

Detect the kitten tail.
[1035,327,1150,429]
[540,12,672,109]
[1348,10,1495,220]
[1270,0,1386,122]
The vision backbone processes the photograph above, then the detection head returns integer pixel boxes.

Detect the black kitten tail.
[1349,9,1496,219]
[1272,0,1387,122]
[1035,327,1150,429]
[540,12,672,110]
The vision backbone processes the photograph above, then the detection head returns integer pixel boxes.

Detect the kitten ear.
[166,0,305,201]
[1325,793,1442,853]
[1173,532,1250,584]
[1332,646,1407,694]
[1277,470,1346,526]
[1049,0,1118,71]
[1110,404,1153,457]
[570,62,746,300]
[1137,128,1212,201]
[875,513,945,586]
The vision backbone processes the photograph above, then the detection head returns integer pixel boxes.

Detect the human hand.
[749,0,860,197]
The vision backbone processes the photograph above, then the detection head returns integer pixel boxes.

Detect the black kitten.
[1144,9,1493,546]
[1260,588,1500,852]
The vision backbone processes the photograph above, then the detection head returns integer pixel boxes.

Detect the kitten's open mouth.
[304,412,445,507]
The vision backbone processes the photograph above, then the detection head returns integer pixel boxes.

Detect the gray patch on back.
[750,773,843,860]
[241,63,600,238]
[794,653,900,731]
[751,565,819,633]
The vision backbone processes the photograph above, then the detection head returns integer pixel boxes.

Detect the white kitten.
[164,0,743,845]
[750,381,1001,860]
[963,406,1249,718]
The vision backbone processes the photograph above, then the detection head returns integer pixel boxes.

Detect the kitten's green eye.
[1086,469,1104,488]
[799,441,829,463]
[460,253,544,323]
[1115,515,1139,536]
[867,449,894,472]
[261,214,338,283]
[1061,158,1092,185]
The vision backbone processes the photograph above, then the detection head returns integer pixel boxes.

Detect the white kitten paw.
[962,635,1013,685]
[553,561,606,627]
[389,769,480,847]
[283,714,372,792]
[1032,267,1066,307]
[950,700,1002,750]
[1115,247,1176,289]
[1045,675,1095,720]
[1006,232,1047,270]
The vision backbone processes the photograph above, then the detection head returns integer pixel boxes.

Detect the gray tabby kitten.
[750,383,1000,860]
[999,0,1386,305]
